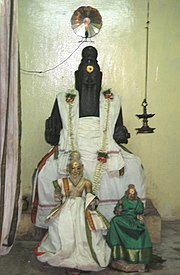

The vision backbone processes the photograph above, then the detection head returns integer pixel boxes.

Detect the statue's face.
[129,188,135,195]
[128,188,136,200]
[75,61,102,91]
[81,63,101,87]
[69,161,83,184]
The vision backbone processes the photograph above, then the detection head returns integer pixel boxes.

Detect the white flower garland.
[92,94,111,192]
[68,103,76,151]
[66,90,77,152]
[66,89,113,192]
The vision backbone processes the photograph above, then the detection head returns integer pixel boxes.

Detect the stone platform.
[17,198,161,243]
[144,198,162,243]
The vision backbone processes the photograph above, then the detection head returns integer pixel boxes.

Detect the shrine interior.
[0,0,180,274]
[18,0,180,222]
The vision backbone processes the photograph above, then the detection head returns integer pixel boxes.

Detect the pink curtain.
[0,0,21,255]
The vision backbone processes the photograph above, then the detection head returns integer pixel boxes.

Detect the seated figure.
[106,184,152,273]
[31,46,146,228]
[34,151,111,272]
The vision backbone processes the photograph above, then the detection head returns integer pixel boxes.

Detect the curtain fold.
[0,0,21,255]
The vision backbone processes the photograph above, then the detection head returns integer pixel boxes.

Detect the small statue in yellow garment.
[34,151,111,274]
[67,153,92,197]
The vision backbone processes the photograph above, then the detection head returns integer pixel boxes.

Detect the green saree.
[107,196,152,264]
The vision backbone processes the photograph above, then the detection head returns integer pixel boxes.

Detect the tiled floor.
[0,221,180,275]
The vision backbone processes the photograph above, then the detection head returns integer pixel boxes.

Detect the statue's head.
[126,184,137,200]
[67,151,83,184]
[75,46,102,91]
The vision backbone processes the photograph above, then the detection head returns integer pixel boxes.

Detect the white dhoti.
[32,90,146,227]
[77,117,146,221]
[32,117,145,227]
[35,190,111,271]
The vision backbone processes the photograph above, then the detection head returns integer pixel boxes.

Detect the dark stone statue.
[32,46,146,229]
[45,46,130,146]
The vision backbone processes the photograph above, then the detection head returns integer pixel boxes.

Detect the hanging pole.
[145,0,150,101]
[135,0,155,134]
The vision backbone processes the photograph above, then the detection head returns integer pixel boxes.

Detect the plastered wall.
[19,0,180,220]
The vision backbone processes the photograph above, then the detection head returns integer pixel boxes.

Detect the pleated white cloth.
[32,91,145,227]
[36,182,111,271]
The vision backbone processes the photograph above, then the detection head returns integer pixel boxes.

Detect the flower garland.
[66,90,77,152]
[92,89,113,192]
[66,88,114,193]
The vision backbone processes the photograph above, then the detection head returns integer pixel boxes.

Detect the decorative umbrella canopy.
[71,6,102,38]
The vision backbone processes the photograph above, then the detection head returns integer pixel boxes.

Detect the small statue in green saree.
[107,184,152,273]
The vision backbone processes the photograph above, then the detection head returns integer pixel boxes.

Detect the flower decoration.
[66,93,76,103]
[86,65,94,73]
[97,151,109,163]
[65,87,113,193]
[103,88,113,100]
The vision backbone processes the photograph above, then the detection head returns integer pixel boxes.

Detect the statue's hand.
[137,214,145,223]
[114,209,122,215]
[54,189,63,203]
[87,197,99,211]
[45,116,60,146]
[119,167,124,176]
[113,125,130,144]
[114,200,123,215]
